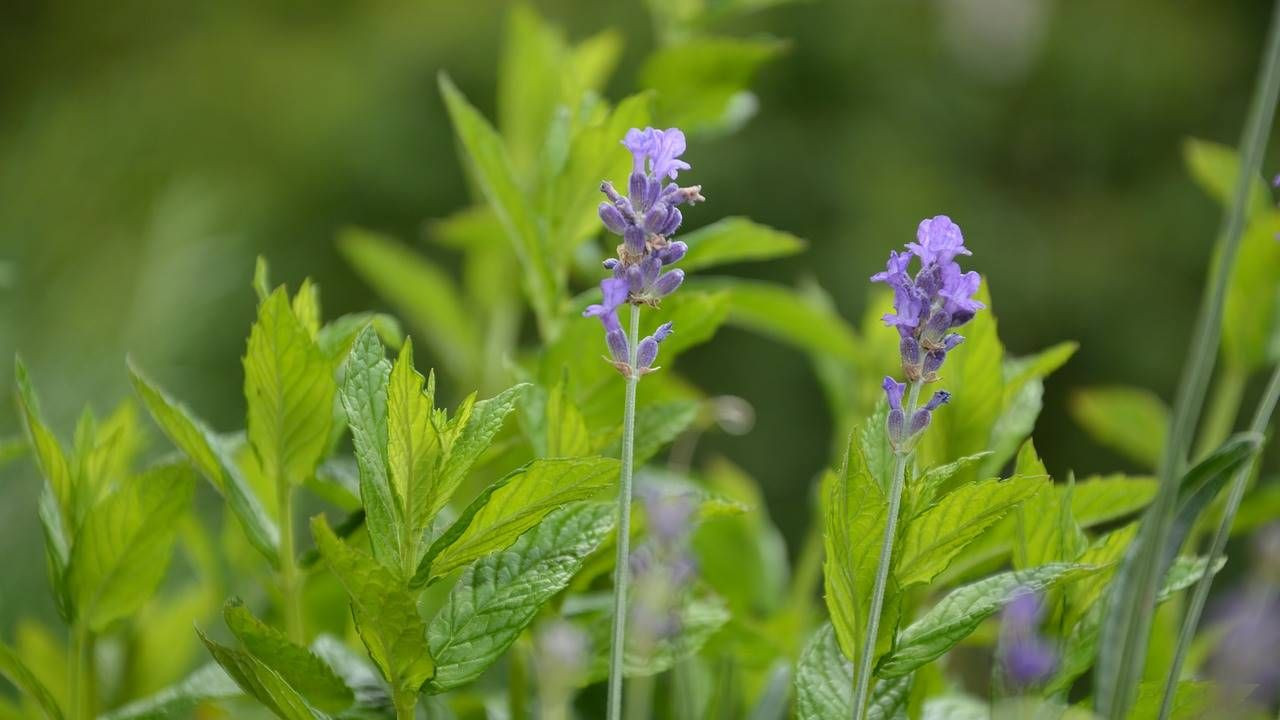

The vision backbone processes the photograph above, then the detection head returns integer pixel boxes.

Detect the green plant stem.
[1158,363,1280,720]
[851,381,920,720]
[67,622,93,720]
[1194,365,1247,461]
[1098,2,1280,716]
[393,690,416,720]
[606,303,642,720]
[278,481,304,644]
[509,638,528,720]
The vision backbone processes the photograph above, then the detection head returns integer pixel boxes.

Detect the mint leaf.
[223,599,354,713]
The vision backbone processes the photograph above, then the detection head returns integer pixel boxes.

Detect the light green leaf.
[339,326,400,572]
[878,563,1100,678]
[1068,474,1159,526]
[129,359,280,563]
[386,338,443,575]
[0,642,64,720]
[439,72,557,336]
[1223,211,1280,371]
[794,624,912,720]
[639,290,732,361]
[547,380,591,457]
[14,359,73,521]
[310,517,433,704]
[253,256,272,302]
[693,279,860,362]
[896,475,1042,587]
[416,456,619,583]
[980,342,1076,478]
[601,400,699,466]
[1182,138,1271,217]
[68,463,194,631]
[315,312,404,361]
[197,629,319,720]
[639,36,786,133]
[496,2,569,181]
[1010,441,1084,570]
[244,287,336,488]
[823,433,891,664]
[100,663,240,720]
[678,217,806,273]
[1070,386,1169,470]
[338,228,477,378]
[438,382,526,496]
[291,278,322,339]
[1129,680,1239,720]
[907,453,992,517]
[428,503,613,692]
[223,599,354,713]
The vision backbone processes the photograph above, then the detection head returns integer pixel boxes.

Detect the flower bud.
[652,269,684,298]
[599,202,628,235]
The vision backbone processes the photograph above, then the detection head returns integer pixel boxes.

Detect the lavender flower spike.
[1000,590,1057,690]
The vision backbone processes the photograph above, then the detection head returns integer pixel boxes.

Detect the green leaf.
[907,452,992,517]
[980,341,1077,478]
[310,516,433,703]
[896,476,1042,587]
[439,72,558,336]
[878,563,1100,678]
[639,36,786,133]
[1129,680,1237,720]
[1222,211,1280,371]
[677,217,806,273]
[244,287,336,488]
[1070,386,1169,470]
[416,456,619,583]
[601,400,698,466]
[588,597,730,679]
[546,379,591,457]
[1068,474,1159,526]
[794,624,911,720]
[428,502,613,692]
[14,359,73,521]
[339,326,400,572]
[223,599,354,713]
[496,2,570,182]
[129,359,280,563]
[639,290,732,361]
[338,227,477,378]
[68,463,194,631]
[385,338,444,575]
[0,642,64,720]
[1182,138,1272,217]
[315,312,404,360]
[822,434,891,664]
[100,663,240,720]
[291,278,322,339]
[438,382,526,497]
[693,279,860,362]
[1009,441,1084,570]
[197,629,319,720]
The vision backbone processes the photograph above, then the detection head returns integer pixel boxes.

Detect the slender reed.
[1158,364,1280,720]
[1097,2,1280,715]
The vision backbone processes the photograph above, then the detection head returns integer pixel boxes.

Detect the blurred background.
[1,0,1277,633]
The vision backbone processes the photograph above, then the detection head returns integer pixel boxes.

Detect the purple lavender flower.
[629,487,700,650]
[589,127,703,377]
[907,391,951,437]
[883,376,907,448]
[999,590,1057,690]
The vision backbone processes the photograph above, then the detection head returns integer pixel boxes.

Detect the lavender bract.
[586,127,704,377]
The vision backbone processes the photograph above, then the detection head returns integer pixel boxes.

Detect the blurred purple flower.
[999,590,1057,690]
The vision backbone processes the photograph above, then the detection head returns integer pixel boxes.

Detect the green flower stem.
[278,481,304,644]
[393,690,416,720]
[1100,1,1280,715]
[852,380,920,720]
[67,622,93,720]
[606,302,643,720]
[1158,363,1280,720]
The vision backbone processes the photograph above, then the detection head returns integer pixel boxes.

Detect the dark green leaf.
[224,599,354,713]
[198,629,319,720]
[339,327,399,572]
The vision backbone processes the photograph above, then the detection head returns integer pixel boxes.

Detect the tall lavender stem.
[852,381,919,720]
[607,303,642,720]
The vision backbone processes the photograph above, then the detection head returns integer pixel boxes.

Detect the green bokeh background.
[1,0,1275,630]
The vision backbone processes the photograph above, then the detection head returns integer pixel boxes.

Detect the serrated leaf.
[438,382,526,497]
[428,503,613,692]
[129,360,280,564]
[416,456,619,583]
[100,663,241,720]
[385,338,443,576]
[197,629,319,720]
[693,279,859,362]
[678,217,806,273]
[244,287,336,488]
[0,642,64,720]
[439,72,557,336]
[908,453,992,516]
[338,228,477,378]
[224,599,354,713]
[68,463,194,631]
[794,624,911,720]
[310,517,433,703]
[601,401,698,466]
[639,36,786,133]
[1009,441,1084,570]
[878,563,1100,678]
[1070,386,1169,470]
[14,359,73,522]
[822,433,891,664]
[339,326,400,573]
[896,475,1042,587]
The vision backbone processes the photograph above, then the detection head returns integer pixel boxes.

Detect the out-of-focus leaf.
[223,599,354,713]
[129,360,280,563]
[244,287,335,489]
[546,379,591,457]
[794,624,911,720]
[586,597,730,679]
[678,217,806,272]
[639,290,732,361]
[0,642,64,720]
[1068,474,1159,526]
[14,359,73,520]
[980,341,1077,477]
[1070,386,1169,470]
[1009,441,1084,570]
[100,663,240,720]
[415,456,618,583]
[68,463,194,631]
[896,475,1041,587]
[1182,138,1271,217]
[197,630,319,720]
[693,279,859,362]
[428,503,612,692]
[640,36,786,133]
[339,228,477,378]
[1222,211,1280,371]
[601,400,699,466]
[311,517,433,706]
[878,563,1100,678]
[315,312,404,361]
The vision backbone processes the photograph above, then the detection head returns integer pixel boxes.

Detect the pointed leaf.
[386,338,443,575]
[197,630,319,720]
[14,359,73,520]
[693,279,859,362]
[546,380,590,457]
[438,382,526,498]
[224,599,354,713]
[339,326,400,571]
[794,624,911,720]
[0,642,64,720]
[676,217,806,273]
[100,663,240,720]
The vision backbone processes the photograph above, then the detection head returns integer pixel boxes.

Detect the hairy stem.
[1158,364,1280,720]
[606,303,642,720]
[278,481,304,644]
[852,381,920,720]
[1098,2,1280,715]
